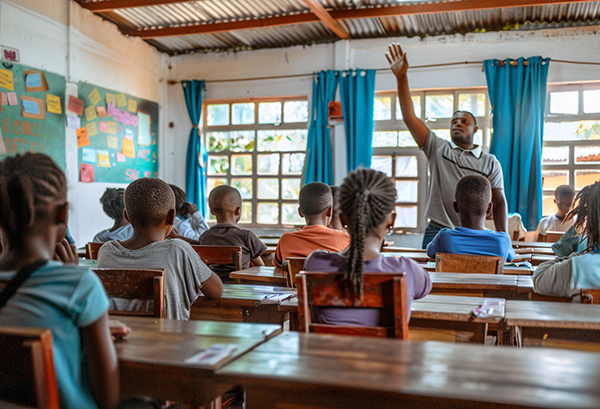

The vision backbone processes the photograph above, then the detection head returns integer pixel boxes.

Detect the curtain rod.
[167,59,600,85]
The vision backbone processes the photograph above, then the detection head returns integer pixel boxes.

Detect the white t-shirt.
[536,213,573,235]
[485,213,527,241]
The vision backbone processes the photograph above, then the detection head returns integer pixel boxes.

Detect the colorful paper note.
[107,103,116,117]
[127,99,137,113]
[96,106,107,117]
[86,121,98,137]
[82,148,96,163]
[116,152,126,162]
[97,150,111,167]
[85,105,97,122]
[0,128,6,155]
[107,135,118,149]
[99,121,107,133]
[21,96,44,120]
[68,96,84,116]
[77,127,90,148]
[7,92,18,106]
[1,93,6,105]
[121,137,135,158]
[89,88,102,106]
[106,121,117,135]
[46,94,61,114]
[22,99,40,115]
[66,115,81,129]
[116,93,126,107]
[25,73,42,88]
[106,93,116,106]
[0,68,14,91]
[80,163,95,183]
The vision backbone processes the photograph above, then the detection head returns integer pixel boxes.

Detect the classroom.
[2,0,600,408]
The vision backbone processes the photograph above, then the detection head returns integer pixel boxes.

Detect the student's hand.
[54,239,79,264]
[108,320,131,341]
[386,43,409,78]
[184,202,198,215]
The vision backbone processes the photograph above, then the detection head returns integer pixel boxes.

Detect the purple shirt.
[304,251,432,326]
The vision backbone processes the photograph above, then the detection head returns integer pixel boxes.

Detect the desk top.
[197,284,296,305]
[230,266,285,284]
[512,241,554,249]
[429,272,519,289]
[506,300,600,329]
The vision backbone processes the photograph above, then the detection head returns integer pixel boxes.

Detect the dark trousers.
[422,223,443,249]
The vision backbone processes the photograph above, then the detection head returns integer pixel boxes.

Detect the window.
[542,84,600,215]
[373,89,491,233]
[204,97,309,226]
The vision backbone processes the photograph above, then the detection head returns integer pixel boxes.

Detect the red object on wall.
[328,101,343,121]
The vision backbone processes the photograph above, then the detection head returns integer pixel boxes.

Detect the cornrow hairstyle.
[453,110,477,126]
[0,153,67,242]
[169,184,188,217]
[99,188,125,220]
[567,181,600,250]
[455,175,491,217]
[338,168,396,297]
[299,182,332,216]
[124,178,175,227]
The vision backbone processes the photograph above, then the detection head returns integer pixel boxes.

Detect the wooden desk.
[260,238,280,247]
[512,241,554,249]
[384,252,432,262]
[381,246,427,253]
[229,266,286,286]
[429,272,532,299]
[114,316,281,408]
[417,262,534,276]
[217,331,600,409]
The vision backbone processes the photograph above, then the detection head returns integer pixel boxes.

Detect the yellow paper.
[106,93,116,105]
[107,135,118,149]
[121,137,135,158]
[46,94,62,114]
[0,68,14,91]
[127,99,137,113]
[89,88,102,106]
[86,121,98,137]
[97,152,111,167]
[106,121,117,135]
[85,105,97,122]
[116,93,127,107]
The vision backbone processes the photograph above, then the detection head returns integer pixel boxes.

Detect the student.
[0,153,119,409]
[93,188,133,243]
[98,178,223,320]
[485,212,527,241]
[327,185,347,233]
[535,184,576,241]
[198,185,266,281]
[304,168,432,326]
[426,175,516,262]
[170,184,209,240]
[274,182,351,268]
[533,181,600,298]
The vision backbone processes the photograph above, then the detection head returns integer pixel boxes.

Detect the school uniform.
[92,224,133,243]
[426,227,515,262]
[536,213,573,236]
[273,225,350,268]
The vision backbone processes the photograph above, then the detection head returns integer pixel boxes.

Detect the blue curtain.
[484,57,550,230]
[182,80,208,218]
[339,69,376,171]
[303,70,339,185]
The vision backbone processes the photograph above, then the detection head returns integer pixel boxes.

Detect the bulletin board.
[0,62,66,169]
[76,82,158,183]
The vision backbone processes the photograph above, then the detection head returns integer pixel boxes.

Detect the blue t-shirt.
[0,261,109,409]
[426,226,515,262]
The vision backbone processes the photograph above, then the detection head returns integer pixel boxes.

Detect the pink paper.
[107,103,116,117]
[96,106,108,117]
[8,92,18,106]
[144,171,152,177]
[99,121,107,132]
[80,163,95,183]
[124,133,133,141]
[1,92,6,105]
[116,153,126,162]
[131,115,139,127]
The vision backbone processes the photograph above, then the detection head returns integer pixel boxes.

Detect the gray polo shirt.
[422,129,504,229]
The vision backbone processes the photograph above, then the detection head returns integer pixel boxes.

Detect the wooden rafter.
[302,0,350,39]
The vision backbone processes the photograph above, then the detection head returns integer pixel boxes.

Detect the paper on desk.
[185,344,238,366]
[258,293,293,305]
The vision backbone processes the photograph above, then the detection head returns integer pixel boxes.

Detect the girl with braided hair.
[304,168,431,326]
[0,153,121,409]
[93,187,133,243]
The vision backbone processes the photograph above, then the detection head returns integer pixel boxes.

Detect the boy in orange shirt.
[274,182,350,267]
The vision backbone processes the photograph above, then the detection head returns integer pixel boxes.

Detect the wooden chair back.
[0,327,59,409]
[85,242,103,260]
[282,257,306,288]
[93,268,166,318]
[191,245,243,271]
[580,288,600,304]
[435,253,503,274]
[542,231,564,243]
[297,271,409,339]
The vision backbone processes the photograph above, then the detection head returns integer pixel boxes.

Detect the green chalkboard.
[77,82,159,183]
[0,62,66,169]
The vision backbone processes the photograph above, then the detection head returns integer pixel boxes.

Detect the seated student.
[198,185,266,281]
[274,182,351,268]
[98,178,223,320]
[552,224,588,257]
[485,212,527,241]
[170,184,209,240]
[93,188,133,243]
[533,182,600,299]
[0,153,120,409]
[535,184,576,241]
[426,175,515,262]
[304,168,432,326]
[327,185,348,233]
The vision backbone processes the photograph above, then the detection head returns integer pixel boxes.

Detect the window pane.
[281,178,301,199]
[229,131,255,152]
[207,131,228,152]
[542,195,555,217]
[258,178,279,199]
[398,131,418,147]
[373,131,397,147]
[257,153,279,175]
[282,153,305,175]
[542,170,568,191]
[231,178,252,200]
[575,146,600,164]
[231,154,252,175]
[458,93,486,117]
[544,121,600,141]
[371,156,392,177]
[433,129,451,142]
[374,97,391,121]
[208,156,229,175]
[542,146,569,165]
[258,203,279,224]
[282,203,303,224]
[396,180,418,202]
[426,94,453,119]
[206,104,229,126]
[395,205,418,228]
[396,156,418,177]
[240,201,252,224]
[550,91,578,115]
[207,178,227,194]
[583,90,600,114]
[396,96,421,120]
[258,102,282,124]
[575,170,600,190]
[232,103,254,125]
[284,101,308,123]
[258,130,308,151]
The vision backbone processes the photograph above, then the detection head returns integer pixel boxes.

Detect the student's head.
[169,184,188,217]
[327,185,343,230]
[338,169,397,296]
[124,178,175,232]
[568,181,600,249]
[298,182,333,224]
[0,153,68,246]
[100,188,125,221]
[554,184,576,216]
[451,111,478,146]
[454,175,492,218]
[209,185,242,222]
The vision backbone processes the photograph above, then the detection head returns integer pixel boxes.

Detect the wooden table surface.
[229,266,286,285]
[506,300,600,329]
[216,331,600,409]
[512,241,554,249]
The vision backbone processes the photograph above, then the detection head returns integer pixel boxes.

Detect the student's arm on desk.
[532,255,576,298]
[491,189,508,233]
[201,272,224,299]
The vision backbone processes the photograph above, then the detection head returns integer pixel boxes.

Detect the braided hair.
[99,188,125,220]
[566,181,600,251]
[0,153,67,242]
[338,168,397,297]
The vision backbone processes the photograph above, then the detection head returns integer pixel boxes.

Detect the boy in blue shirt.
[426,175,515,262]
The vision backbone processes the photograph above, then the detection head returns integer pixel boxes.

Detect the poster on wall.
[77,83,158,183]
[0,62,66,169]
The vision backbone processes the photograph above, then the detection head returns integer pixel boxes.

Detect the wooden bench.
[191,245,243,271]
[85,242,103,260]
[282,257,305,288]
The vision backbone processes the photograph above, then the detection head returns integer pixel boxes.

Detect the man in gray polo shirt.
[387,43,508,248]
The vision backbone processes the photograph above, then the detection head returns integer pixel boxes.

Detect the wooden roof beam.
[302,0,350,39]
